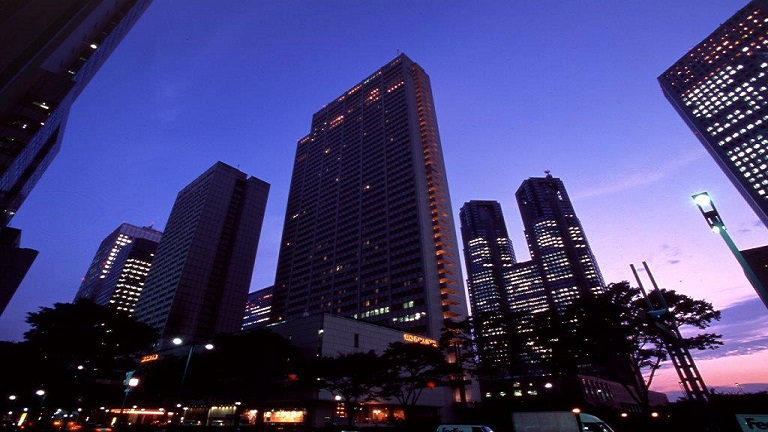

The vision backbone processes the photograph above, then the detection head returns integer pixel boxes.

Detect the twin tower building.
[74,54,604,368]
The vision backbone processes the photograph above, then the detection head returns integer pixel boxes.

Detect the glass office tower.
[134,162,269,345]
[659,0,768,227]
[271,54,468,339]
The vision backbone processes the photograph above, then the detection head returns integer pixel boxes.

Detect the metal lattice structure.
[631,262,710,402]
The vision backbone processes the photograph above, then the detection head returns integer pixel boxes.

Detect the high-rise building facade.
[242,286,273,331]
[0,0,154,315]
[460,178,621,409]
[271,54,468,339]
[96,237,158,315]
[133,162,269,345]
[658,0,768,227]
[459,200,520,369]
[516,173,605,311]
[459,201,517,316]
[741,244,768,298]
[0,228,37,316]
[75,222,162,302]
[459,175,605,377]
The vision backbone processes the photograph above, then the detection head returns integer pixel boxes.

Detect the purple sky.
[3,0,767,397]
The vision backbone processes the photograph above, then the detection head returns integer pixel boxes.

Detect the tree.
[312,351,385,426]
[20,299,158,409]
[439,318,478,407]
[378,342,447,424]
[534,282,722,414]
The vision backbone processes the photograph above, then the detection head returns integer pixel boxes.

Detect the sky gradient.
[2,0,767,398]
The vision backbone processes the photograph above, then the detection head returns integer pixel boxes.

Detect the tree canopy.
[312,350,385,425]
[378,342,447,409]
[532,281,722,410]
[0,300,158,409]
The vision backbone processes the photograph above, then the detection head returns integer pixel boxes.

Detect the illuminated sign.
[109,408,166,415]
[403,333,437,347]
[263,410,305,423]
[140,354,159,363]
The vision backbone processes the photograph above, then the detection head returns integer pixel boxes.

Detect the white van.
[437,425,494,432]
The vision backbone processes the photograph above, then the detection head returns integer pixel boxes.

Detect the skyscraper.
[242,286,273,331]
[459,201,517,316]
[460,176,605,374]
[96,237,158,315]
[75,222,162,302]
[459,200,520,369]
[0,0,154,315]
[271,54,468,339]
[133,162,269,345]
[460,178,622,409]
[0,228,37,316]
[658,0,768,227]
[516,173,605,311]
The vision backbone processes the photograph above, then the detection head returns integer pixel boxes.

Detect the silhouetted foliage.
[312,350,385,425]
[5,299,158,409]
[532,281,722,414]
[378,341,447,423]
[439,318,480,406]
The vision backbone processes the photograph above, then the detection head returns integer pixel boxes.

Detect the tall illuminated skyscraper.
[459,200,520,369]
[459,201,516,316]
[658,0,768,227]
[460,177,610,400]
[516,173,605,311]
[96,237,158,315]
[0,0,154,315]
[75,222,161,302]
[271,54,468,339]
[134,162,269,345]
[242,286,273,331]
[459,178,604,373]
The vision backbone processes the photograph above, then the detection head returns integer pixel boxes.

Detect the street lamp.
[572,408,583,431]
[8,395,18,423]
[543,383,553,409]
[172,338,214,406]
[692,191,768,311]
[35,390,46,419]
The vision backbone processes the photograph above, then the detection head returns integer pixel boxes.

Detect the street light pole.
[120,377,139,425]
[692,192,768,311]
[178,345,194,404]
[172,338,214,406]
[35,390,46,419]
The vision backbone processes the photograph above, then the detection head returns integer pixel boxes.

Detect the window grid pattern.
[272,55,467,338]
[659,0,768,225]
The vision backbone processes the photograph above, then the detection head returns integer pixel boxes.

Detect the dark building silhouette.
[133,162,269,346]
[0,0,153,315]
[0,228,37,316]
[270,54,468,339]
[741,244,768,297]
[659,0,768,227]
[242,286,273,331]
[96,237,158,315]
[75,222,162,302]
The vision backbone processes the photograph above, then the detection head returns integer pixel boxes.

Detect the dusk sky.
[2,0,767,398]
